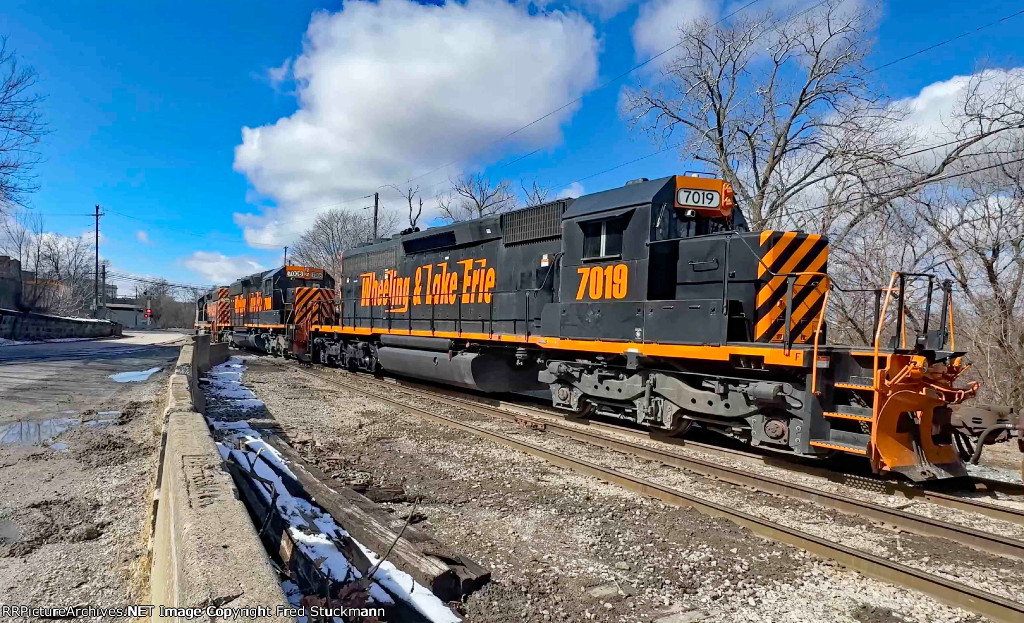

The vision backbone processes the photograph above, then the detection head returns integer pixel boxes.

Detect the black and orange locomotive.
[198,175,1014,482]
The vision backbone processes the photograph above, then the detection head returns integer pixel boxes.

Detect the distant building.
[104,283,117,301]
[0,256,23,310]
[101,301,145,328]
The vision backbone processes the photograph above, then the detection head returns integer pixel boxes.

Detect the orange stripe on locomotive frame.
[308,322,809,367]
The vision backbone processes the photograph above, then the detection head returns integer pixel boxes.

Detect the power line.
[867,7,1024,74]
[107,271,215,291]
[90,3,1024,244]
[783,153,1024,218]
[403,0,771,187]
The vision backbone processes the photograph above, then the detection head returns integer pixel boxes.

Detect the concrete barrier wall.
[151,337,289,621]
[0,308,121,341]
[210,342,228,368]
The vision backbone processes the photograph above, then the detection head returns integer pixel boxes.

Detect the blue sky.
[2,0,1023,287]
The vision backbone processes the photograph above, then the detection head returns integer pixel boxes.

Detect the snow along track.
[204,358,463,623]
[288,363,1024,623]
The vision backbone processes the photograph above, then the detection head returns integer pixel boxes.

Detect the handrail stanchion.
[810,276,830,396]
[525,292,530,340]
[922,275,934,339]
[873,273,899,392]
[783,275,795,353]
[895,273,906,349]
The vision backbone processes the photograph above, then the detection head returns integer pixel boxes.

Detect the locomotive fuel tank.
[375,347,545,393]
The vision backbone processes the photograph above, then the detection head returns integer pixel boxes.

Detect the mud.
[0,371,165,620]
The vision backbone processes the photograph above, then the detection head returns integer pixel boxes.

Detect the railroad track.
[294,363,1024,527]
[481,395,1024,525]
[285,362,1024,623]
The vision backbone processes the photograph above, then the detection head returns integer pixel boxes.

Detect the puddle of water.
[0,416,117,446]
[109,367,162,383]
[0,418,79,444]
[0,519,22,544]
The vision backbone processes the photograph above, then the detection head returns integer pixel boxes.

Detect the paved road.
[0,331,188,422]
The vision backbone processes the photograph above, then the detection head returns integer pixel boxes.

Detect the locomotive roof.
[344,176,671,258]
[562,176,672,219]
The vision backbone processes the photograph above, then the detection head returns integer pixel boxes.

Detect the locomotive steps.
[287,363,1024,623]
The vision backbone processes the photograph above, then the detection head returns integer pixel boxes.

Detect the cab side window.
[581,215,626,260]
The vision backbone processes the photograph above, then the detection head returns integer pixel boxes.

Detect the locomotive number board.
[675,187,721,208]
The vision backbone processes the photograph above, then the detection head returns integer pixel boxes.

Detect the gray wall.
[0,308,121,341]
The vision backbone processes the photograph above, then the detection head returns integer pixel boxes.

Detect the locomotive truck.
[197,175,1022,482]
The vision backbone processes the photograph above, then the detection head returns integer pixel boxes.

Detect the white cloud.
[558,182,585,198]
[891,67,1024,167]
[630,0,852,66]
[550,0,638,19]
[631,0,715,62]
[136,230,151,245]
[233,0,600,249]
[184,251,265,284]
[79,228,106,246]
[267,57,292,89]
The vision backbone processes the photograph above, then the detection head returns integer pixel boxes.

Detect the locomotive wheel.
[565,400,596,421]
[651,417,693,438]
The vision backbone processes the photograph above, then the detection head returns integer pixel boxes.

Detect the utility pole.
[100,263,107,317]
[93,205,102,317]
[146,289,152,329]
[283,246,288,266]
[373,192,379,240]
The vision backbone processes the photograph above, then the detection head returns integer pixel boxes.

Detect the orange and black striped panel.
[294,287,335,329]
[754,231,829,343]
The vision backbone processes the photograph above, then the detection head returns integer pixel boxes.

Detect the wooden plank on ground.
[257,431,489,600]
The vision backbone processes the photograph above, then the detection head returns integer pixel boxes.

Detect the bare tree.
[913,146,1024,405]
[290,207,400,284]
[0,207,44,309]
[624,2,898,230]
[625,1,1024,241]
[437,172,516,223]
[35,233,92,315]
[521,179,550,206]
[143,279,196,328]
[389,184,424,229]
[0,38,45,215]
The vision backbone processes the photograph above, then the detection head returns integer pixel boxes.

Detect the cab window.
[581,215,626,259]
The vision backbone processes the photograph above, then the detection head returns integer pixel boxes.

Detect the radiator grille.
[500,199,569,246]
[344,247,397,275]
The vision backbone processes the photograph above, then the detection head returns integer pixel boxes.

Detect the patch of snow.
[281,581,309,623]
[967,463,1023,484]
[355,542,461,623]
[0,418,80,445]
[50,442,69,451]
[213,427,457,622]
[0,336,97,346]
[205,357,266,410]
[109,367,162,382]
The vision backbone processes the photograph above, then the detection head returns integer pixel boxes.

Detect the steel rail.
[314,367,1024,527]
[380,376,1024,526]
[500,399,1024,526]
[293,366,1024,559]
[289,365,1024,623]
